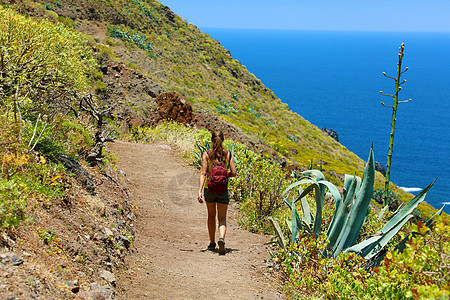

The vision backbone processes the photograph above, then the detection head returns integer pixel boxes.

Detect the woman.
[198,130,237,255]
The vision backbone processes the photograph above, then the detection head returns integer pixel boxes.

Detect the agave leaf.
[286,194,302,234]
[297,183,316,203]
[343,174,353,192]
[332,146,375,256]
[363,214,414,260]
[284,195,293,210]
[318,180,342,205]
[302,170,325,181]
[320,180,342,238]
[391,204,445,257]
[364,206,371,224]
[343,174,361,194]
[286,219,293,234]
[343,235,382,254]
[283,179,317,237]
[312,182,323,237]
[343,174,359,206]
[294,205,302,233]
[381,180,436,234]
[378,205,389,219]
[300,196,312,227]
[283,178,318,198]
[391,206,444,257]
[291,200,300,243]
[288,178,327,236]
[269,217,287,249]
[425,205,445,228]
[287,179,323,238]
[326,175,358,250]
[287,178,323,235]
[385,203,404,223]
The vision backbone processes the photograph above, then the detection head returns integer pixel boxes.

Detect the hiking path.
[108,141,283,299]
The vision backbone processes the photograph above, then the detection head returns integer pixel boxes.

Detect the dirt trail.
[108,141,283,299]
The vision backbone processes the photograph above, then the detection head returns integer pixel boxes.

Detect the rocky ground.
[0,155,134,299]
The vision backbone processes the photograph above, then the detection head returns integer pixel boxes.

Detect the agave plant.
[270,146,438,261]
[282,168,341,240]
[192,140,210,168]
[326,146,375,256]
[344,180,436,260]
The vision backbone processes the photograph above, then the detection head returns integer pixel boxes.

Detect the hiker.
[198,130,237,255]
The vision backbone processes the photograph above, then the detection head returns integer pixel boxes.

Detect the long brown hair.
[209,130,227,166]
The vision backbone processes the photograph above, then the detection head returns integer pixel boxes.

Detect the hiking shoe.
[218,238,225,255]
[207,242,216,251]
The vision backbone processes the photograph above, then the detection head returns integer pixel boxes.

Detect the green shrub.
[130,120,210,155]
[18,159,65,202]
[34,138,65,161]
[373,187,401,211]
[229,146,293,233]
[0,178,27,228]
[273,217,449,299]
[57,16,75,28]
[366,218,449,299]
[0,6,96,118]
[107,25,157,58]
[44,3,55,11]
[31,115,94,159]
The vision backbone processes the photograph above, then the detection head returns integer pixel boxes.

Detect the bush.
[366,218,449,299]
[130,120,210,155]
[0,6,96,118]
[0,178,27,228]
[228,145,293,233]
[31,115,94,160]
[372,188,401,211]
[0,114,92,228]
[0,145,66,229]
[274,218,450,299]
[107,25,157,58]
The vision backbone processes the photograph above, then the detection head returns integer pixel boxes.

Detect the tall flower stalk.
[380,43,412,207]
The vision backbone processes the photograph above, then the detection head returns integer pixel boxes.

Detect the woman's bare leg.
[217,203,228,240]
[206,202,216,244]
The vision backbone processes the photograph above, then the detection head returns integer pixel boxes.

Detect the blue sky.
[159,0,450,32]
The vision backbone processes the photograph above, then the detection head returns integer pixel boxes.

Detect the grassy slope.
[13,0,439,217]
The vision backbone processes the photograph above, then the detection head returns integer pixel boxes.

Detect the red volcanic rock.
[156,91,193,124]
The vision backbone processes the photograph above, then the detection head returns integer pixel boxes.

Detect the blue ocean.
[203,29,450,213]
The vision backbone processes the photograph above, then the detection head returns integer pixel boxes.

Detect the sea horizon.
[202,28,450,213]
[203,27,450,34]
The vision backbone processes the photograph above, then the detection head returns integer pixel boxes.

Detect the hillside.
[3,0,426,198]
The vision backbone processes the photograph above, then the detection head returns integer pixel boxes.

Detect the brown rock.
[155,91,193,124]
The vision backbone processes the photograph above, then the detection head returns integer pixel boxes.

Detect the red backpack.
[207,150,230,194]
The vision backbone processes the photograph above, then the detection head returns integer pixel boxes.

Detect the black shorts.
[204,188,230,205]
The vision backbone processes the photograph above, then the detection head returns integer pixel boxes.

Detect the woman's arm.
[229,152,237,178]
[198,152,208,203]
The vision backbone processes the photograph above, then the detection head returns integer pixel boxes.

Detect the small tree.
[0,7,96,134]
[380,43,411,207]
